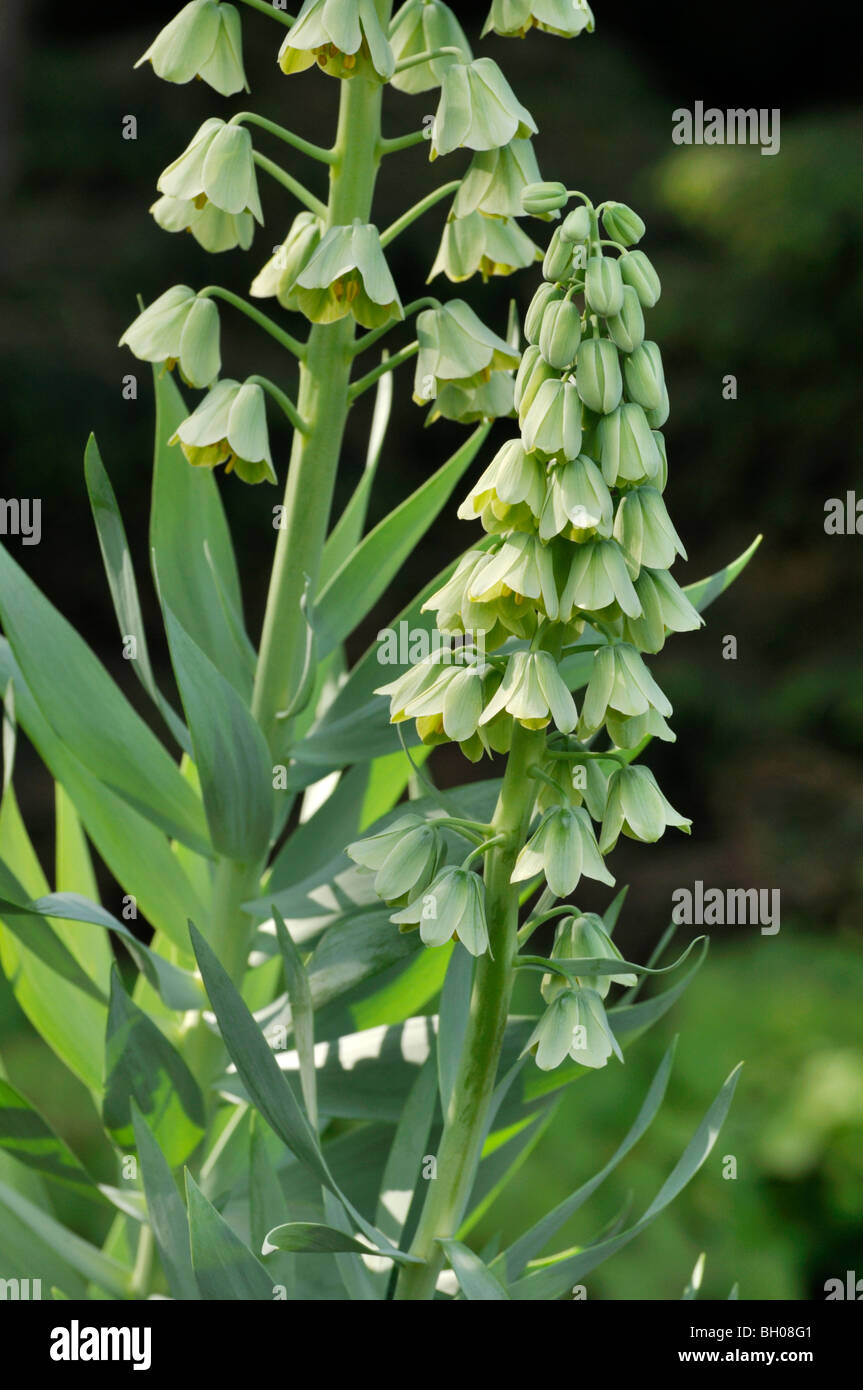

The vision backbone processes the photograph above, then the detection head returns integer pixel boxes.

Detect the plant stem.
[379,181,460,247]
[394,723,546,1300]
[198,285,306,359]
[231,111,335,165]
[253,150,327,218]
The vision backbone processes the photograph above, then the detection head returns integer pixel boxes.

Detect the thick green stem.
[394,723,545,1300]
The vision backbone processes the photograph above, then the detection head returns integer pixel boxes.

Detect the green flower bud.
[428,372,515,424]
[278,0,395,82]
[470,532,559,620]
[250,212,325,309]
[390,0,472,94]
[578,642,672,739]
[430,211,539,282]
[151,193,255,253]
[458,438,546,525]
[454,139,546,220]
[347,814,444,904]
[542,226,575,282]
[294,220,402,330]
[538,297,582,369]
[619,249,661,307]
[391,866,489,957]
[622,567,703,654]
[431,57,536,159]
[521,181,568,216]
[652,430,668,491]
[119,286,220,390]
[414,300,519,404]
[526,986,619,1071]
[135,1,248,97]
[606,706,675,749]
[514,343,556,413]
[560,538,641,620]
[524,282,563,344]
[585,255,625,318]
[597,402,661,487]
[544,912,636,1002]
[511,805,613,897]
[645,385,670,429]
[170,379,276,485]
[576,338,623,415]
[539,454,612,542]
[521,379,584,460]
[483,0,595,40]
[606,284,645,354]
[599,764,691,853]
[158,118,262,221]
[600,201,646,248]
[612,485,686,572]
[560,204,591,244]
[479,650,576,732]
[623,340,665,412]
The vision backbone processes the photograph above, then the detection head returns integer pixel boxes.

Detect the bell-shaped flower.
[613,485,686,573]
[170,378,276,484]
[579,642,672,739]
[526,986,620,1071]
[430,211,539,282]
[414,300,518,406]
[278,0,394,81]
[542,912,635,1002]
[524,283,564,345]
[458,438,546,530]
[135,1,248,97]
[560,538,642,621]
[423,551,535,647]
[532,753,611,822]
[520,379,583,461]
[585,256,625,318]
[606,705,675,749]
[158,118,262,223]
[622,567,703,654]
[390,0,472,93]
[606,285,646,354]
[430,57,536,159]
[597,402,661,487]
[619,249,661,307]
[539,455,612,542]
[347,813,444,904]
[469,531,559,619]
[391,866,489,956]
[250,212,325,309]
[511,805,613,897]
[376,649,457,723]
[599,764,691,853]
[576,338,623,415]
[514,344,557,414]
[453,139,546,220]
[151,192,254,253]
[391,660,490,746]
[119,286,220,389]
[538,297,582,370]
[427,372,515,425]
[483,0,595,40]
[479,650,576,733]
[294,221,402,329]
[624,340,665,412]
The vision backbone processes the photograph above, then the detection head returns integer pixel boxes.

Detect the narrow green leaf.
[321,366,392,587]
[0,1076,101,1197]
[131,1104,199,1301]
[684,534,762,612]
[273,906,317,1129]
[0,861,106,1004]
[264,1221,373,1256]
[437,944,473,1117]
[375,1057,437,1253]
[54,783,112,991]
[0,1177,131,1297]
[186,1171,274,1300]
[439,1239,511,1300]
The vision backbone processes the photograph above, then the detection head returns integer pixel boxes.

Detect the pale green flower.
[606,285,646,354]
[560,204,591,244]
[542,225,576,282]
[158,118,263,221]
[511,805,613,897]
[621,567,703,654]
[601,201,646,248]
[538,297,582,370]
[135,1,247,97]
[423,550,538,646]
[249,212,325,309]
[469,532,559,619]
[430,58,536,159]
[539,454,612,542]
[619,249,662,307]
[605,706,675,749]
[479,650,576,733]
[347,814,444,904]
[278,0,394,82]
[457,438,546,529]
[585,256,625,318]
[513,344,557,415]
[413,300,518,403]
[119,286,220,389]
[542,912,636,1001]
[520,181,569,216]
[524,283,563,345]
[390,0,472,93]
[575,338,623,415]
[526,986,620,1071]
[427,372,515,424]
[453,140,546,220]
[624,340,665,412]
[150,192,255,253]
[294,221,402,329]
[597,402,661,487]
[613,485,686,573]
[375,650,457,722]
[560,538,642,620]
[430,211,539,282]
[520,379,584,461]
[578,642,672,739]
[599,764,691,853]
[384,660,490,745]
[645,383,670,429]
[483,0,595,39]
[170,378,276,484]
[391,866,489,957]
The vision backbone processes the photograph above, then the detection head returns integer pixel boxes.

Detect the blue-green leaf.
[186,1171,273,1300]
[439,1238,511,1300]
[131,1104,199,1301]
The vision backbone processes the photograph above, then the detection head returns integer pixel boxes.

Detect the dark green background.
[0,1,860,1299]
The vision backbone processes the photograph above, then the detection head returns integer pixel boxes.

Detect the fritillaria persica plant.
[0,0,759,1301]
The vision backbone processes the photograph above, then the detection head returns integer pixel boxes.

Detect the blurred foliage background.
[0,1,860,1299]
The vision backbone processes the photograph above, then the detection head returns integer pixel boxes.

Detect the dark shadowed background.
[0,1,861,1299]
